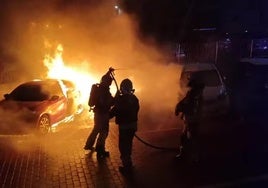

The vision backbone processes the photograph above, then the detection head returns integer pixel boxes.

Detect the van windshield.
[181,70,221,87]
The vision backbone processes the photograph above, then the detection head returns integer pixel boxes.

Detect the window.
[10,84,49,101]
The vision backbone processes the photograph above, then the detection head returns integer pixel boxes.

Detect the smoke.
[0,108,35,134]
[0,1,183,146]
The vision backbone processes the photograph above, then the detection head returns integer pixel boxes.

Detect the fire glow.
[43,44,98,106]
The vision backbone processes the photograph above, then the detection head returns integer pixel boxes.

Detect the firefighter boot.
[96,145,110,158]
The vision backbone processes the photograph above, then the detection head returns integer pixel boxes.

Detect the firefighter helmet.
[120,78,134,94]
[101,74,113,86]
[188,76,204,90]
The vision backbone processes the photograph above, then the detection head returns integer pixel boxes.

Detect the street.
[1,113,268,187]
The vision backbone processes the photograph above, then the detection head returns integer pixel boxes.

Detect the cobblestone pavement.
[1,117,268,188]
[0,118,181,188]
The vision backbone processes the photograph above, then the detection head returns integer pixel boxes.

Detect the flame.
[43,44,98,109]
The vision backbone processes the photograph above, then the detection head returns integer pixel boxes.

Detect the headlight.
[218,86,228,100]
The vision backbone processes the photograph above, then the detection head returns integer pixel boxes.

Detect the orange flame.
[43,44,98,108]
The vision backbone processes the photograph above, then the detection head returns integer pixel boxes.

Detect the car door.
[43,81,68,124]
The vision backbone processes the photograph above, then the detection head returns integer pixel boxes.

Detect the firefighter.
[110,78,140,174]
[84,68,115,158]
[175,76,205,162]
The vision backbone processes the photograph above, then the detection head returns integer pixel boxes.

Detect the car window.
[41,81,64,97]
[10,84,49,101]
[9,81,64,101]
[62,80,75,90]
[181,70,221,87]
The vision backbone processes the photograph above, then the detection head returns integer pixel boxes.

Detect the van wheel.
[38,114,51,134]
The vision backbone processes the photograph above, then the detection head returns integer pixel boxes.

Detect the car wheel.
[38,114,51,134]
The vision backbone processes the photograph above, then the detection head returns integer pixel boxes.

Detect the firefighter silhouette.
[175,75,205,162]
[84,68,115,158]
[110,78,140,173]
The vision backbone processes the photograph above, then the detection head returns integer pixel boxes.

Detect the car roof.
[180,63,217,72]
[20,79,60,86]
[240,58,268,66]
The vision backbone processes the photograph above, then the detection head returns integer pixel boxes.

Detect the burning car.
[0,79,84,134]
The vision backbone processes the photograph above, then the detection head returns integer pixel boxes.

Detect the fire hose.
[109,68,178,151]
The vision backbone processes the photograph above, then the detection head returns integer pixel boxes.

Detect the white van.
[179,63,230,118]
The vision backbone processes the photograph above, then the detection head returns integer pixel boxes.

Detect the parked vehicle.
[179,63,230,118]
[0,79,84,134]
